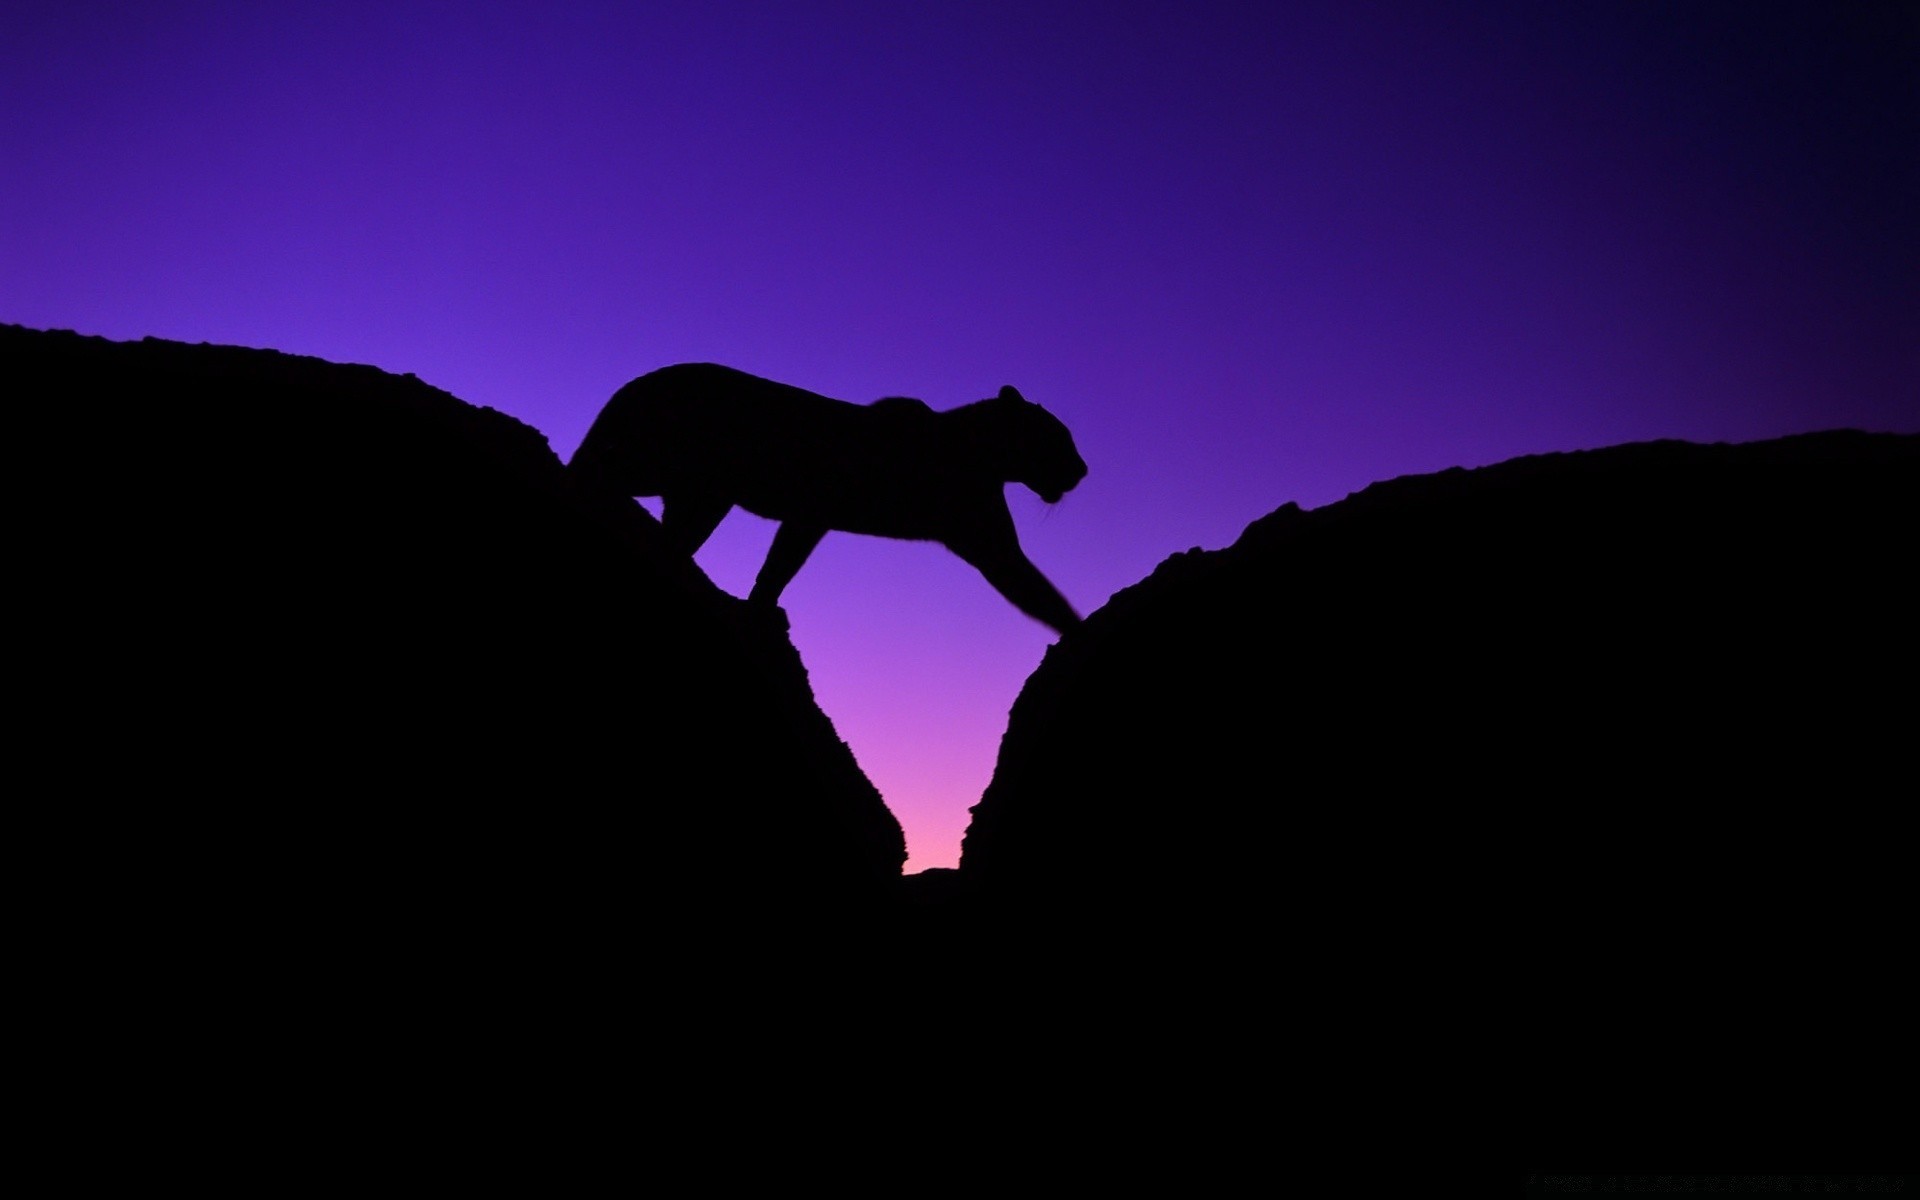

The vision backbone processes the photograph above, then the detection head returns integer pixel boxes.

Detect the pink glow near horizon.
[5,2,1913,870]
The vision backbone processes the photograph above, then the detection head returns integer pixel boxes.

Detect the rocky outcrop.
[949,430,1914,1154]
[16,320,1908,1155]
[963,430,1916,919]
[8,324,905,978]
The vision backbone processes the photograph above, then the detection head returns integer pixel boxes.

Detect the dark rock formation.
[955,429,1915,1151]
[17,319,1908,1156]
[964,431,1915,910]
[8,324,905,984]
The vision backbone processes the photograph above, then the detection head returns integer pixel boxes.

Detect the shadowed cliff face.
[963,431,1917,909]
[8,325,906,969]
[953,429,1915,1147]
[14,321,1910,1163]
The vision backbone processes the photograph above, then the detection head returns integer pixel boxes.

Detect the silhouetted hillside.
[966,431,1915,900]
[955,428,1916,1151]
[17,322,1910,1158]
[9,324,905,968]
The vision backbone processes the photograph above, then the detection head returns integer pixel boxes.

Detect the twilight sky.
[6,1,1914,871]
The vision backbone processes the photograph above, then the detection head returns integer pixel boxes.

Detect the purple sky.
[7,2,1914,871]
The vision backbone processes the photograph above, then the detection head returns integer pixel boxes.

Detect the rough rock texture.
[9,324,905,973]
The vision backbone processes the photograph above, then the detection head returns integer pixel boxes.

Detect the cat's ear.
[998,385,1026,403]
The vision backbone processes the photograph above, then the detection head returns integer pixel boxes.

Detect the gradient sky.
[7,2,1914,871]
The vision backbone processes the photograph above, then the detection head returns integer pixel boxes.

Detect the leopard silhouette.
[569,363,1087,634]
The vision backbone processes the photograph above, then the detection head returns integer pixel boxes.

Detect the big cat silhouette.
[570,364,1087,635]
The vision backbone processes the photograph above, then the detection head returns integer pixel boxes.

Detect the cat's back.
[610,363,848,432]
[574,363,875,496]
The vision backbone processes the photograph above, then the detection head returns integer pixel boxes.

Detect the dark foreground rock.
[966,430,1917,906]
[955,428,1916,1154]
[14,321,1908,1162]
[9,325,904,976]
